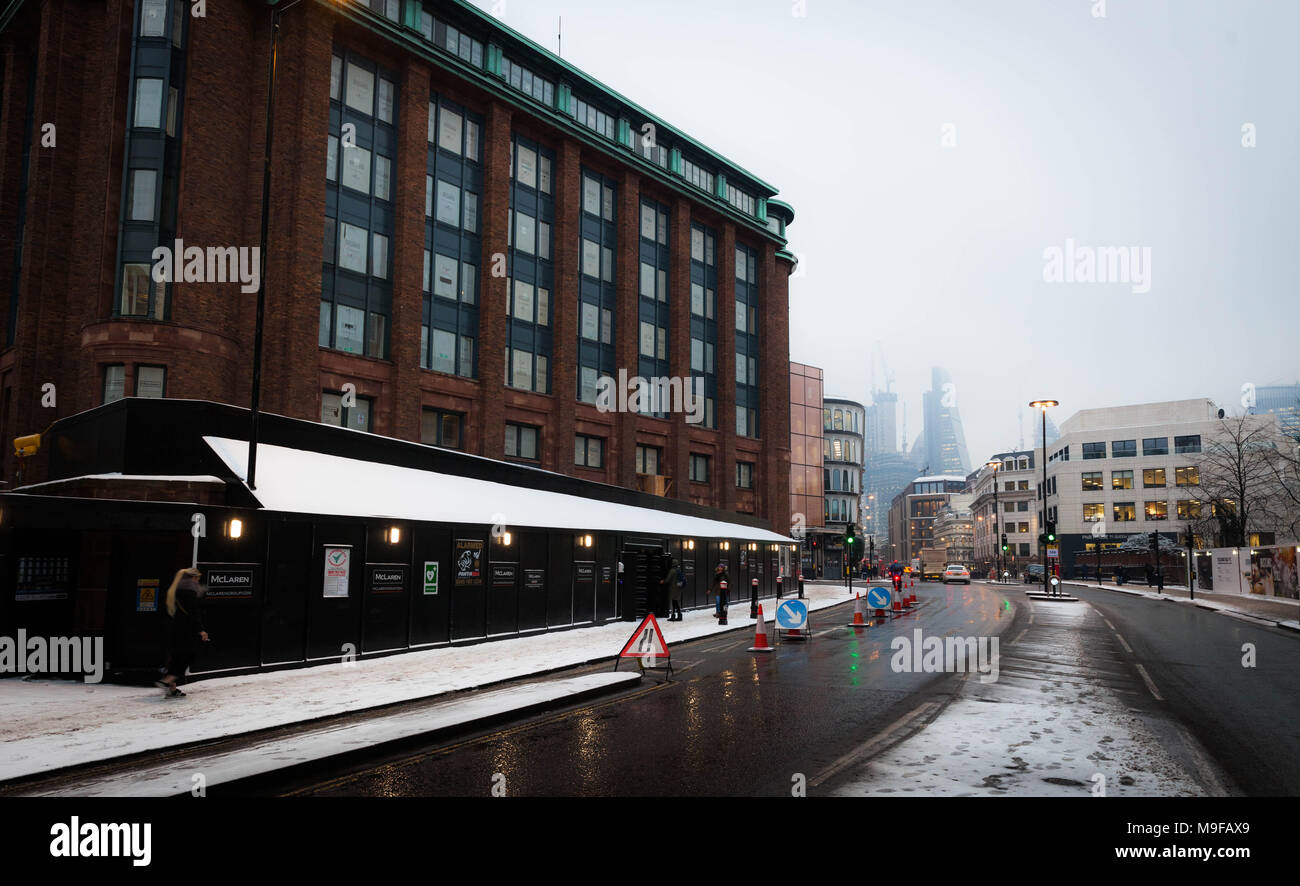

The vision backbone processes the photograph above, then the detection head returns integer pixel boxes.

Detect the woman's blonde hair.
[165,568,199,617]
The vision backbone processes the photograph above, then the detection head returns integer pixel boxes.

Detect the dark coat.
[662,564,681,600]
[169,581,206,654]
[709,567,728,598]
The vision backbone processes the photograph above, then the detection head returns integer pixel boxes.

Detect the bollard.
[749,577,759,619]
[776,575,783,599]
[798,575,805,599]
[718,579,729,625]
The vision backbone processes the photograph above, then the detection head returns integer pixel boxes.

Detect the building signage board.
[368,564,407,594]
[456,539,484,585]
[1046,546,1059,560]
[423,561,440,595]
[523,568,545,591]
[490,562,518,589]
[323,546,351,598]
[202,564,256,599]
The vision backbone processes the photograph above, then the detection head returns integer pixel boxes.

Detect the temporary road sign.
[776,598,808,630]
[1047,546,1059,559]
[615,613,672,676]
[866,586,891,610]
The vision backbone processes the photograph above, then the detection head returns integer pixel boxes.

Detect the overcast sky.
[471,0,1299,463]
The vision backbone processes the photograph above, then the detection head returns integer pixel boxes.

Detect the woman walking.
[158,567,208,698]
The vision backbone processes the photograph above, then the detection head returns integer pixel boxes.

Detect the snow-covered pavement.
[830,598,1218,797]
[25,672,642,797]
[0,583,860,784]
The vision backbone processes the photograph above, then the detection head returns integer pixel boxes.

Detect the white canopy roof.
[204,437,792,543]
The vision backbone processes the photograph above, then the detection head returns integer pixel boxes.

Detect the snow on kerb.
[204,436,792,542]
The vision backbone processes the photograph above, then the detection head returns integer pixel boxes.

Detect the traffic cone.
[848,593,866,627]
[748,604,773,652]
[892,583,903,612]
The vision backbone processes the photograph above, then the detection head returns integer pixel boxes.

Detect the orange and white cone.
[892,582,903,612]
[749,604,773,652]
[848,592,867,627]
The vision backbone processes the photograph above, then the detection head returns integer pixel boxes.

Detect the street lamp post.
[986,460,1002,583]
[1029,400,1059,597]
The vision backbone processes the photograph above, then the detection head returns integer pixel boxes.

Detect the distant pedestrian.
[1145,565,1154,587]
[710,562,729,620]
[661,557,683,621]
[158,567,208,698]
[1116,565,1126,586]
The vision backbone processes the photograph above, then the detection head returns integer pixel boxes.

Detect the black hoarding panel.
[547,533,573,627]
[487,561,518,636]
[262,521,310,665]
[410,528,451,646]
[451,536,487,641]
[306,524,364,660]
[518,531,548,632]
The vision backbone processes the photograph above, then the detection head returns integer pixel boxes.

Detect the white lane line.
[1134,663,1164,701]
[1010,628,1028,646]
[808,700,940,789]
[1113,632,1134,654]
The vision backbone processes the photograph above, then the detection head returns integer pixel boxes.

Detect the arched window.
[833,409,843,430]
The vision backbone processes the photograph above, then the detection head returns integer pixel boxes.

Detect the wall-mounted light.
[226,518,243,540]
[386,526,402,544]
[581,534,593,548]
[500,532,513,546]
[685,539,695,550]
[722,541,731,551]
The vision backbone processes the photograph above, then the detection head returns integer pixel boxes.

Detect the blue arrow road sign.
[776,599,808,629]
[866,586,891,609]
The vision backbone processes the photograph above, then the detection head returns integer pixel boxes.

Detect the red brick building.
[0,0,797,533]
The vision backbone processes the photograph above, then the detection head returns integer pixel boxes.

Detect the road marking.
[1010,628,1027,646]
[808,700,940,789]
[1134,663,1164,701]
[1113,632,1134,654]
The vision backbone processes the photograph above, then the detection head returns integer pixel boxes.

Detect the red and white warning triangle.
[617,613,670,660]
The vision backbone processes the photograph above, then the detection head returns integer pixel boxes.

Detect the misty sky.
[470,0,1300,464]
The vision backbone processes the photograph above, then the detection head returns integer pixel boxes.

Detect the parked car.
[1023,564,1046,584]
[943,565,971,584]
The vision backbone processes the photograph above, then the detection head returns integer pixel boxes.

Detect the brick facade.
[0,0,795,532]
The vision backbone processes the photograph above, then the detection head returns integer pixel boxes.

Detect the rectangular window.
[103,365,126,403]
[134,78,164,128]
[436,180,460,225]
[1174,435,1202,454]
[321,390,372,431]
[140,0,167,36]
[1112,439,1136,458]
[418,409,461,449]
[1019,522,1030,534]
[128,169,157,221]
[1175,466,1199,487]
[135,365,166,398]
[689,454,710,483]
[1083,503,1105,522]
[1081,471,1103,491]
[1113,502,1137,522]
[635,445,661,476]
[339,222,368,273]
[334,304,364,354]
[575,435,604,468]
[505,423,539,460]
[1017,501,1028,512]
[344,62,374,115]
[736,461,754,489]
[1145,501,1168,521]
[1142,437,1168,456]
[1111,470,1133,490]
[1004,501,1015,513]
[1082,442,1106,460]
[1143,468,1166,488]
[1177,499,1201,519]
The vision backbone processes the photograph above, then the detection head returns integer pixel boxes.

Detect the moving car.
[943,565,971,584]
[1023,564,1046,584]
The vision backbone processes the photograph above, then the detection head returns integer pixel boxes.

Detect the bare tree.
[1191,415,1285,547]
[1265,427,1300,543]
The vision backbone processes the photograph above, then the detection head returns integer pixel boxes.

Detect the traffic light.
[1149,531,1159,552]
[1046,521,1056,543]
[845,525,856,547]
[1000,533,1009,552]
[1038,532,1047,546]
